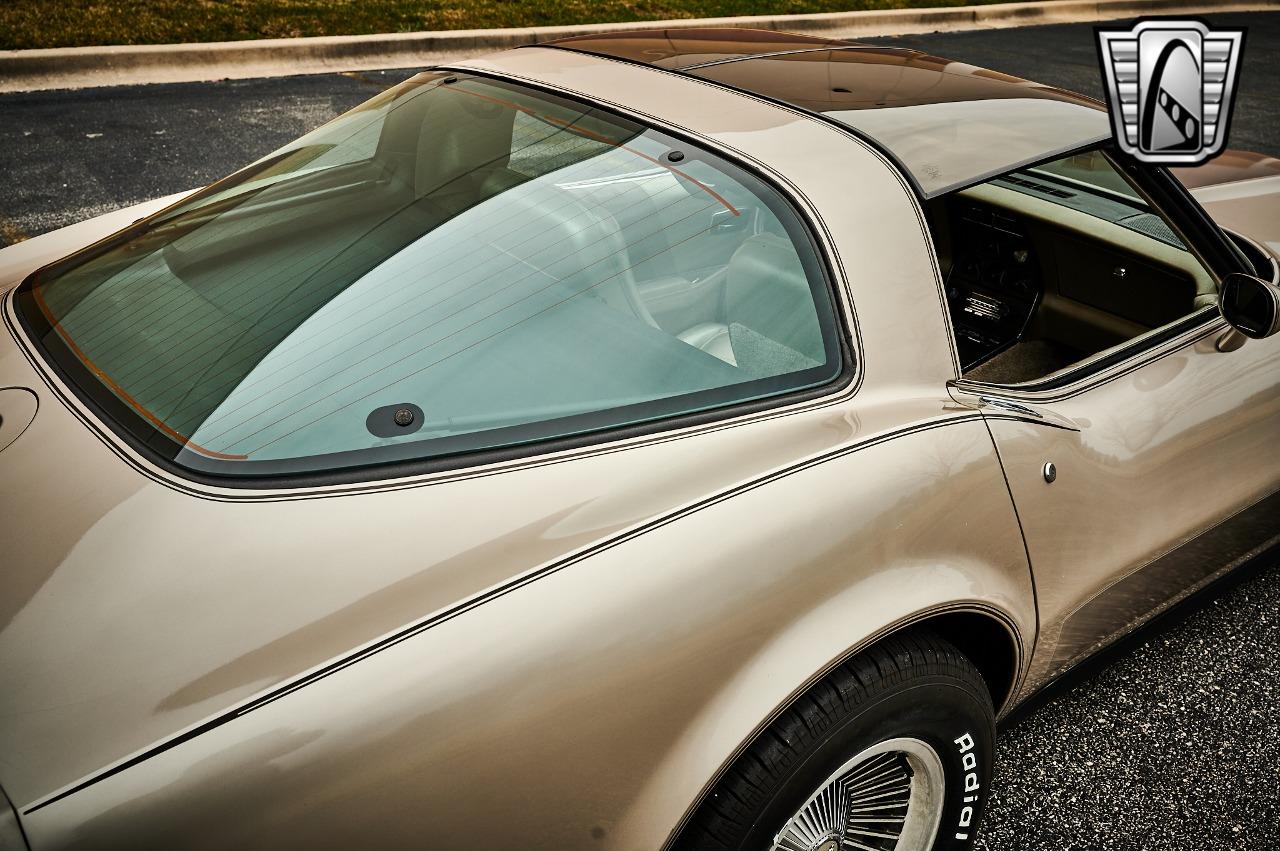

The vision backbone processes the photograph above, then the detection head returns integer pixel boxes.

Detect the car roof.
[541,27,1110,197]
[540,27,856,70]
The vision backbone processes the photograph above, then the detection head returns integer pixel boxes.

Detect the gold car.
[1,28,1278,851]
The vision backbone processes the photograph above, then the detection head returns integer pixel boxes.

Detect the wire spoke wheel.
[771,738,946,851]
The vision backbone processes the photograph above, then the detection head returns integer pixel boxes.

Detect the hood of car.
[0,204,854,811]
[1181,151,1280,267]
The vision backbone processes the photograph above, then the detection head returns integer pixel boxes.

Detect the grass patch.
[2,0,1041,50]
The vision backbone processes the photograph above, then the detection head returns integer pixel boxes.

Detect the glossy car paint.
[542,26,853,69]
[547,31,1109,197]
[0,37,1274,851]
[0,46,1034,849]
[1174,149,1280,190]
[957,312,1280,694]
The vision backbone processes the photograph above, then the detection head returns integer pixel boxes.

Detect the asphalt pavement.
[3,12,1279,247]
[980,554,1280,850]
[0,68,419,246]
[2,11,1279,849]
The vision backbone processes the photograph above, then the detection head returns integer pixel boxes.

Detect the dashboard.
[931,178,1210,378]
[942,200,1042,371]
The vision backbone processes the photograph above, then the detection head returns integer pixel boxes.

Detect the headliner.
[541,27,1111,197]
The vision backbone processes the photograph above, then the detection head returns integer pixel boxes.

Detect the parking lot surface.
[1,12,1278,849]
[979,557,1280,850]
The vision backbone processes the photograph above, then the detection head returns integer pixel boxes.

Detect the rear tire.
[676,630,996,851]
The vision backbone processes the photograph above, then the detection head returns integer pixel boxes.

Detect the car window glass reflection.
[21,74,841,477]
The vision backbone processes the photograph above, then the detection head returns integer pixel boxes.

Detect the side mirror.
[1220,272,1280,339]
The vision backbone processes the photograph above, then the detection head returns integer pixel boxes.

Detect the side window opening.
[924,147,1216,385]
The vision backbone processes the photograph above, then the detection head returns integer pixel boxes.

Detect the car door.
[954,166,1280,691]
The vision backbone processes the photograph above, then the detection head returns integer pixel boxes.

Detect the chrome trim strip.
[953,308,1223,404]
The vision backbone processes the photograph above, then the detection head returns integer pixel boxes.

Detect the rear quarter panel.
[22,413,1033,851]
[1177,150,1280,261]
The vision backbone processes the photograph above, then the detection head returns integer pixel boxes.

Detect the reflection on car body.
[0,26,1277,851]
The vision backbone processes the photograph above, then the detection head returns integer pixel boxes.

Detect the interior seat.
[679,233,825,378]
[678,322,737,365]
[414,90,524,214]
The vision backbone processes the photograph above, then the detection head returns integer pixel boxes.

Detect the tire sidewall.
[740,676,995,850]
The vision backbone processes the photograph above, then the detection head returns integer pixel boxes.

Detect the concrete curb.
[1,0,1276,93]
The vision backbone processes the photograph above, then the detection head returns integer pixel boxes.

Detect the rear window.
[16,73,843,480]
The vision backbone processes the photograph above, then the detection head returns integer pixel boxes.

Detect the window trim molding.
[952,306,1222,402]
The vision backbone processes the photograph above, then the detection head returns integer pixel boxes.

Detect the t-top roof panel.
[542,29,1111,198]
[685,47,1111,196]
[541,27,855,70]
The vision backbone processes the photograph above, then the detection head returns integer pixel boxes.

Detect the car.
[1,26,1278,851]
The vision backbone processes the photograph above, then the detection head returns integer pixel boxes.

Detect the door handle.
[973,394,1081,432]
[978,396,1042,418]
[946,382,1081,431]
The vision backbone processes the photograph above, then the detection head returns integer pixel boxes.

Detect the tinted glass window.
[1000,150,1184,248]
[17,73,842,479]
